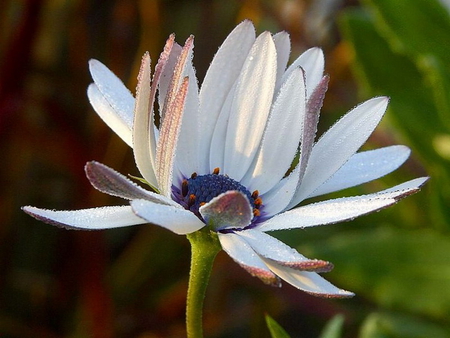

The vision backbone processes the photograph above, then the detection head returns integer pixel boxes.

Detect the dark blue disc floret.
[184,174,254,213]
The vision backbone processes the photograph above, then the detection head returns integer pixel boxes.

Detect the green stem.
[186,228,221,338]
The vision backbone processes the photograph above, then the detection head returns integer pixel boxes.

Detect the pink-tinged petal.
[84,161,176,206]
[297,75,329,183]
[130,199,205,235]
[239,230,333,272]
[218,232,280,286]
[309,145,411,198]
[199,191,253,230]
[22,205,146,230]
[263,259,354,298]
[133,36,175,190]
[161,36,194,123]
[174,45,201,178]
[87,83,132,147]
[282,47,324,97]
[284,75,328,208]
[158,43,182,113]
[288,97,390,208]
[259,177,428,231]
[242,67,306,194]
[223,32,277,181]
[156,77,189,197]
[273,31,291,93]
[198,20,256,174]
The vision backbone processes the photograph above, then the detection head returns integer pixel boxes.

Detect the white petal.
[242,67,306,194]
[22,205,146,230]
[289,96,390,208]
[309,145,411,198]
[87,83,132,147]
[282,47,324,97]
[261,165,301,218]
[133,53,158,187]
[239,229,332,272]
[259,177,428,231]
[130,199,204,235]
[209,83,236,171]
[273,31,291,92]
[198,20,256,174]
[88,59,134,136]
[199,191,253,230]
[84,161,177,206]
[223,32,277,180]
[174,43,201,177]
[218,232,280,286]
[263,259,354,298]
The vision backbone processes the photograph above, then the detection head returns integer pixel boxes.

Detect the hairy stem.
[186,228,221,338]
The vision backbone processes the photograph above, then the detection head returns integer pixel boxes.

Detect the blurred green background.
[1,0,449,337]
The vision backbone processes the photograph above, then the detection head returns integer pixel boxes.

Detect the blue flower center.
[175,169,262,220]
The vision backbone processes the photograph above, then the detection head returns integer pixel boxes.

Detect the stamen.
[199,202,206,207]
[188,194,196,207]
[182,179,188,197]
[254,197,263,207]
[213,167,220,175]
[253,209,260,217]
[191,172,198,179]
[252,190,259,199]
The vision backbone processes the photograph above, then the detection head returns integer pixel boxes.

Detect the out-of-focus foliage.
[1,0,448,337]
[319,314,345,338]
[266,314,291,338]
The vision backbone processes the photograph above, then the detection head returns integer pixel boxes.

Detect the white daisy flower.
[23,21,427,298]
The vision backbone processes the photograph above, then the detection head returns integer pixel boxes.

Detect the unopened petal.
[130,199,204,235]
[22,205,146,230]
[199,191,253,230]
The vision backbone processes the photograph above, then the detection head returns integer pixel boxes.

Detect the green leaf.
[363,0,450,61]
[265,314,291,338]
[339,9,447,157]
[339,8,450,229]
[360,312,450,338]
[304,227,450,320]
[319,314,345,338]
[363,0,450,138]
